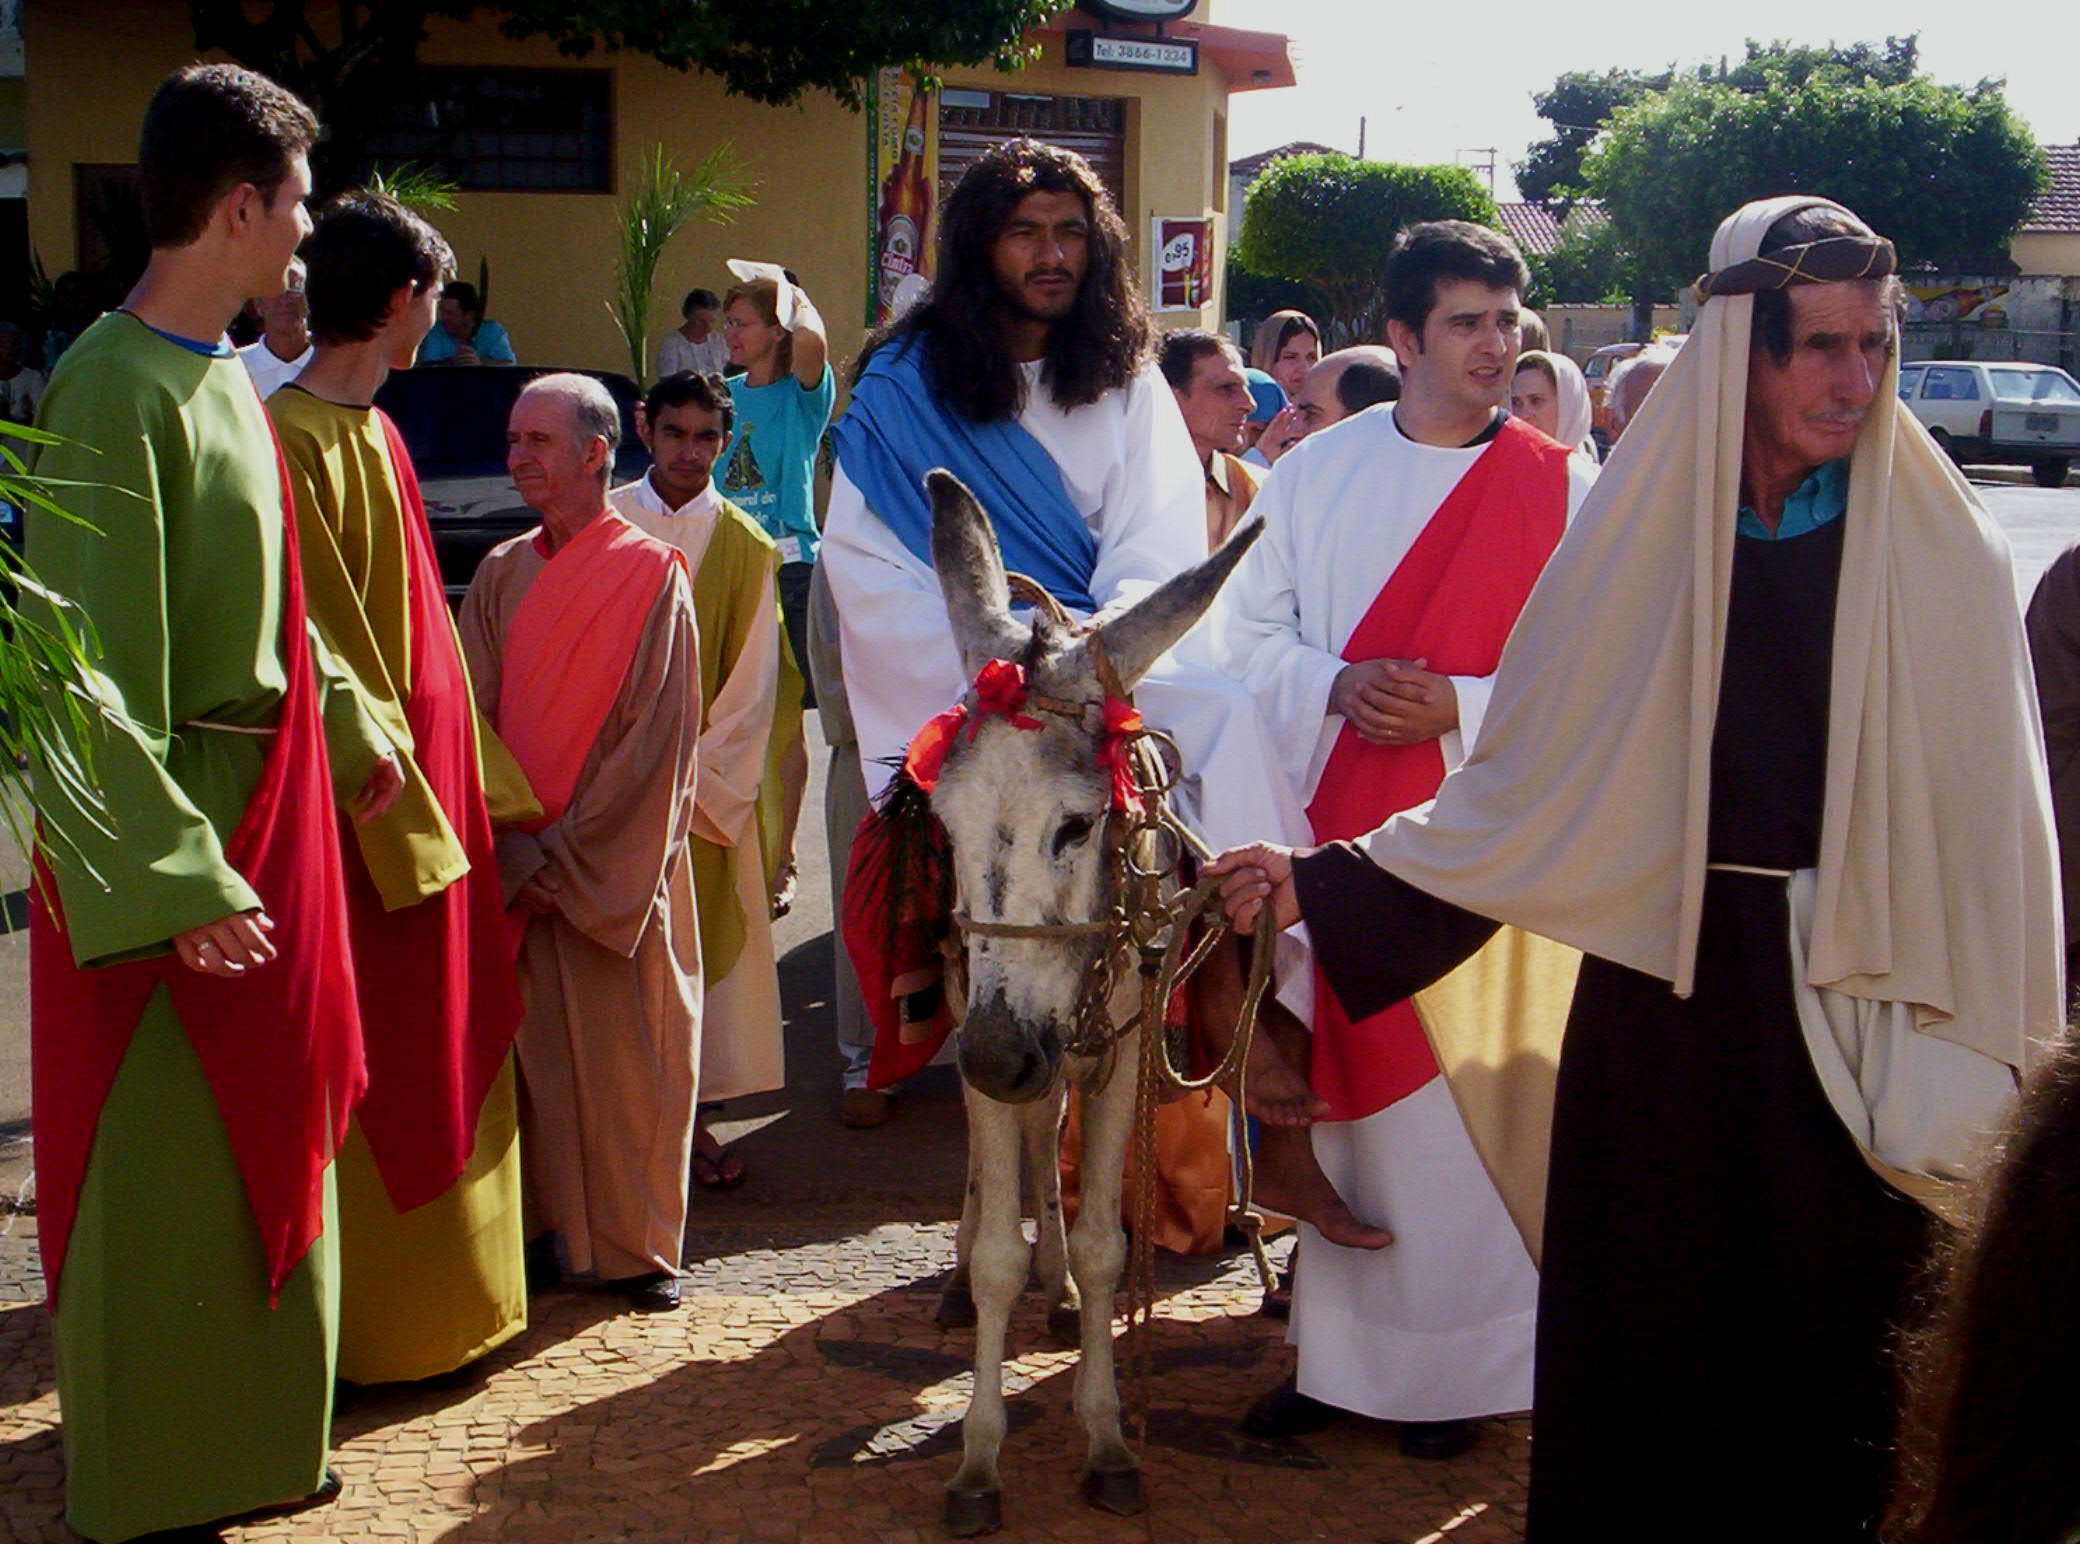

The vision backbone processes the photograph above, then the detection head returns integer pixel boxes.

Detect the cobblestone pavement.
[0,787,1531,1541]
[0,1208,1529,1544]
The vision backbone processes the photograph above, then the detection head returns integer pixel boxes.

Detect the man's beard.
[999,272,1081,324]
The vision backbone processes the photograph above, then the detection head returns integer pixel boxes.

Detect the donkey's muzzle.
[956,998,1063,1105]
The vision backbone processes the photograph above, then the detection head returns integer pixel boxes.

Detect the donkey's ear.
[1090,518,1264,692]
[929,469,1027,671]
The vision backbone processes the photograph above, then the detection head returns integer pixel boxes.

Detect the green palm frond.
[0,422,136,893]
[610,143,756,385]
[368,163,461,213]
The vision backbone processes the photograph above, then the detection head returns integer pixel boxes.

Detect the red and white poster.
[1152,216,1213,312]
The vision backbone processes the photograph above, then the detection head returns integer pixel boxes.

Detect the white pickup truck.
[1896,360,2080,487]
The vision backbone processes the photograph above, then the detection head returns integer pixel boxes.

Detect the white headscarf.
[1361,195,2061,1074]
[1516,348,1592,452]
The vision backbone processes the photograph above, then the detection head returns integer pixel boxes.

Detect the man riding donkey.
[822,138,1312,1254]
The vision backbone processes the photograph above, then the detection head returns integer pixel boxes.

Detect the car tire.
[2033,458,2071,489]
[1929,428,1960,462]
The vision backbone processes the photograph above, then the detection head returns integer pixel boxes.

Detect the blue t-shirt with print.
[722,364,835,565]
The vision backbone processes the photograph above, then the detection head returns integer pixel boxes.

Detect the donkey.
[921,470,1261,1537]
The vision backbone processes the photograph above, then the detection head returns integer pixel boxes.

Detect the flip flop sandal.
[693,1148,748,1192]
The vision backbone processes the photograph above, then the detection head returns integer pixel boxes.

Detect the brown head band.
[1693,234,1898,300]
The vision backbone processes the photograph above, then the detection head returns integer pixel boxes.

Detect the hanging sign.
[1152,216,1213,311]
[866,68,939,326]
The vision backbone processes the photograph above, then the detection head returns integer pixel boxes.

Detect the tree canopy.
[1233,155,1496,346]
[1586,64,2045,295]
[1515,37,1923,205]
[188,1,1055,186]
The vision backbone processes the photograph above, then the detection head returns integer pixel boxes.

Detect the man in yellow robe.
[614,369,789,1188]
[270,190,534,1381]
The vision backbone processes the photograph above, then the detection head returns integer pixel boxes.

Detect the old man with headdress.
[1209,195,2063,1534]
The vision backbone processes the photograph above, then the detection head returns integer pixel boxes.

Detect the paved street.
[0,467,2075,1542]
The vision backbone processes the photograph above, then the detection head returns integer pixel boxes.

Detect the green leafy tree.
[1222,250,1329,339]
[1525,218,1662,308]
[1233,155,1497,346]
[1587,68,2046,297]
[187,1,1056,188]
[610,143,753,384]
[1515,39,1923,205]
[1517,67,1669,207]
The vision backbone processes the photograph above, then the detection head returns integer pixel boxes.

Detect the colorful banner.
[867,67,939,326]
[1152,216,1213,312]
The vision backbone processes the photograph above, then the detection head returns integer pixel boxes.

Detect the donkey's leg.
[947,1085,1027,1536]
[939,1135,981,1330]
[1068,1038,1143,1514]
[1021,1086,1080,1344]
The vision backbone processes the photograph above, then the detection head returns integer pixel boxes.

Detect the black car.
[375,365,651,604]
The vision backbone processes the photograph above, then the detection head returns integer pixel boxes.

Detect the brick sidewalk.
[0,1218,1529,1544]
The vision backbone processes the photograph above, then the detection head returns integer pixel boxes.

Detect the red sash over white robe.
[1306,418,1569,1123]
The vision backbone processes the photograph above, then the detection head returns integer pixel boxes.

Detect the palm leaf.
[610,142,756,385]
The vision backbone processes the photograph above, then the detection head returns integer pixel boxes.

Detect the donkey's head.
[925,469,1259,1104]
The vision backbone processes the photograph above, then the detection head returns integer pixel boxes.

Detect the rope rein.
[950,574,1279,1459]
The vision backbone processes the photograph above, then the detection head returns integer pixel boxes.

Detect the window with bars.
[936,91,1128,216]
[364,69,612,193]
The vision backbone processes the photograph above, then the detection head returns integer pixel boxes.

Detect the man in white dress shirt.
[237,256,312,398]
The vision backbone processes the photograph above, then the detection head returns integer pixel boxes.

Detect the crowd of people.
[15,54,2080,1544]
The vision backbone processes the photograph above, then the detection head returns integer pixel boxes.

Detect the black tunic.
[1295,514,1929,1541]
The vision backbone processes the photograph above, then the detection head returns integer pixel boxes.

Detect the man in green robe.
[28,65,399,1542]
[614,370,788,1188]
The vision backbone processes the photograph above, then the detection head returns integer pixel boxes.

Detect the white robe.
[611,475,786,1103]
[822,357,1310,856]
[1213,406,1595,1421]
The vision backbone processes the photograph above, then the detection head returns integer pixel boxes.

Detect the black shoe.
[1398,1418,1478,1461]
[610,1271,682,1313]
[1241,1376,1343,1439]
[524,1235,561,1293]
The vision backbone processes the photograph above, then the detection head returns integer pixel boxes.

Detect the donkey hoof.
[1081,1466,1145,1516]
[944,1485,1003,1536]
[936,1286,978,1330]
[1046,1303,1082,1346]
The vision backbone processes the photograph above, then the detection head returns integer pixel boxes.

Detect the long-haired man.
[821,140,1309,1238]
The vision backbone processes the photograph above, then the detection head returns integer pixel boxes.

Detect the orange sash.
[495,512,684,832]
[1306,418,1569,1122]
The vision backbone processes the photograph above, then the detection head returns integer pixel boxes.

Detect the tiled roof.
[1228,140,1341,179]
[2022,145,2080,234]
[1495,199,1607,257]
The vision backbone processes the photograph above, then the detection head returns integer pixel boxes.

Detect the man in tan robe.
[459,373,703,1313]
[613,369,786,1187]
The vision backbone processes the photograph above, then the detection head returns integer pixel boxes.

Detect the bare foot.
[1239,1023,1322,1131]
[1197,937,1329,1126]
[1249,1125,1393,1250]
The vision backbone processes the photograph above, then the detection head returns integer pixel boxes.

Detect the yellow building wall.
[25,3,1242,376]
[2012,232,2080,280]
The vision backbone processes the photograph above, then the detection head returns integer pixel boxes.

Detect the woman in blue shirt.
[719,272,828,914]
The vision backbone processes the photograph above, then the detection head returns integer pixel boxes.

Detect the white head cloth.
[1356,194,2061,1071]
[1520,349,1592,450]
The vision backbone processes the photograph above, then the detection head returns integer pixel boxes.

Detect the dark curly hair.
[1883,1028,2080,1544]
[859,138,1150,422]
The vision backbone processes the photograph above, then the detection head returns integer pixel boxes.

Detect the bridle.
[946,576,1253,1062]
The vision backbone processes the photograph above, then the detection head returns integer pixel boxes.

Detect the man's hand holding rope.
[1205,843,1302,936]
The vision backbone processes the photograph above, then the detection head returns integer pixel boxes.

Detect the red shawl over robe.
[1306,418,1569,1122]
[32,435,364,1305]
